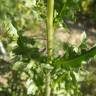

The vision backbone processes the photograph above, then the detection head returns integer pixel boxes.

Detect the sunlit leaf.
[80,31,87,43]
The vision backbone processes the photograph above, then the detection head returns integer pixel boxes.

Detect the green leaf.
[53,46,96,68]
[41,63,54,70]
[26,79,38,95]
[2,19,18,40]
[17,36,35,47]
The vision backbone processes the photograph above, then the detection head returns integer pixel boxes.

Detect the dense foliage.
[0,0,96,96]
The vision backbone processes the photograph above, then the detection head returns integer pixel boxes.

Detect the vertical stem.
[45,71,51,96]
[47,0,54,58]
[46,0,54,96]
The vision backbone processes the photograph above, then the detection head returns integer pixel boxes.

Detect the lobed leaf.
[53,46,96,68]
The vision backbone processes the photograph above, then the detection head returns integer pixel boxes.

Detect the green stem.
[47,0,54,58]
[45,0,54,96]
[45,71,51,96]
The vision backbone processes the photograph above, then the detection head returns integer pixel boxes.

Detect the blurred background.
[0,0,96,96]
